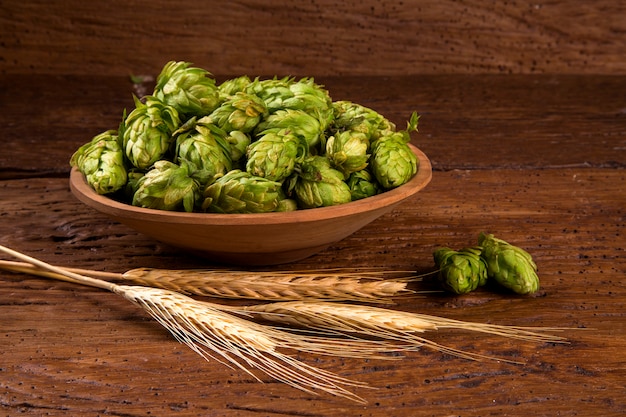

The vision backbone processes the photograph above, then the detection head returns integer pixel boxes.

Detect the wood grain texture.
[1,74,625,415]
[1,169,625,416]
[1,74,625,178]
[1,0,625,76]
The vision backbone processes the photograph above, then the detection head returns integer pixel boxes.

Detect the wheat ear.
[121,267,417,302]
[118,285,386,403]
[241,301,568,363]
[0,260,416,303]
[0,245,411,403]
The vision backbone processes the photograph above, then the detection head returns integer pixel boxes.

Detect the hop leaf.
[478,233,540,295]
[201,170,293,213]
[434,247,488,295]
[153,61,220,117]
[132,160,200,212]
[70,130,128,195]
[120,96,181,170]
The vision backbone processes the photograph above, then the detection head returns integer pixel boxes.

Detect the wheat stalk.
[0,245,412,403]
[0,244,573,402]
[121,267,418,303]
[240,301,568,363]
[117,285,393,403]
[0,260,417,303]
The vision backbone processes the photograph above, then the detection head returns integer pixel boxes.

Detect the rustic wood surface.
[2,0,625,76]
[1,73,625,416]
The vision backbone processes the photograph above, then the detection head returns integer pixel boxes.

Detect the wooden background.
[1,1,626,416]
[1,0,625,77]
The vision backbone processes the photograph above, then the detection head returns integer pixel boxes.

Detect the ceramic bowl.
[69,144,432,265]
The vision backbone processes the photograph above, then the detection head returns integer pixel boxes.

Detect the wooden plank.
[1,167,624,415]
[1,74,625,178]
[2,1,625,76]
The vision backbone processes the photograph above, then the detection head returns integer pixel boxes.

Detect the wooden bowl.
[69,144,432,265]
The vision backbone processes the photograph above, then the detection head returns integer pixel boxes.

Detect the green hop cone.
[478,233,540,295]
[123,170,145,201]
[218,75,252,99]
[153,61,220,117]
[226,130,252,164]
[370,132,418,189]
[245,77,334,132]
[246,128,308,182]
[346,169,381,200]
[70,130,128,195]
[433,247,488,295]
[173,119,232,186]
[245,76,295,113]
[132,160,200,212]
[205,92,267,133]
[254,109,323,150]
[293,156,352,208]
[201,170,293,213]
[285,78,334,132]
[331,100,396,141]
[120,96,181,170]
[326,130,370,176]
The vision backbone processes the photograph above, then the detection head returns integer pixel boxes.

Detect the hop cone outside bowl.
[434,247,488,295]
[478,233,540,294]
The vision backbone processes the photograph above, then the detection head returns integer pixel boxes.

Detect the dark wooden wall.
[1,0,624,77]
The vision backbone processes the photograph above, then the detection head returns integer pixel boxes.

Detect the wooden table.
[1,74,625,416]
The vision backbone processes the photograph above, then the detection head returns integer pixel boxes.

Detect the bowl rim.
[70,144,432,226]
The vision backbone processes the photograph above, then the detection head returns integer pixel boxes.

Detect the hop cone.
[205,92,267,133]
[346,169,381,201]
[174,120,232,186]
[254,109,323,150]
[201,170,293,213]
[226,130,252,163]
[285,78,334,131]
[218,75,252,99]
[246,77,334,132]
[246,128,308,182]
[370,132,418,189]
[434,247,488,295]
[70,130,127,195]
[293,156,352,208]
[478,233,540,295]
[326,130,370,176]
[120,96,181,170]
[132,160,200,212]
[245,76,294,113]
[153,61,220,117]
[123,170,145,201]
[332,100,395,141]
